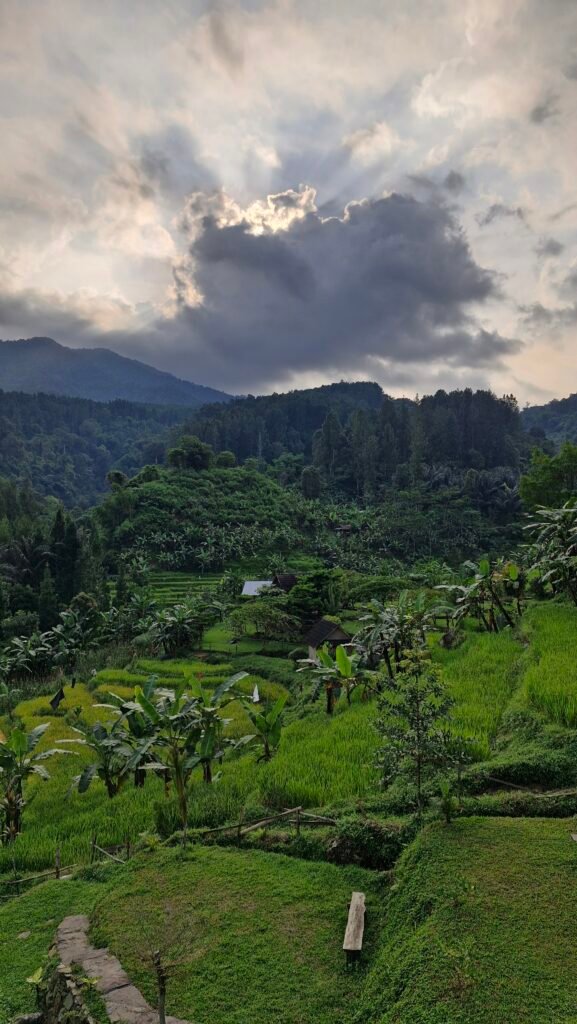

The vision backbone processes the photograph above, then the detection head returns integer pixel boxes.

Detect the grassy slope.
[521,602,577,726]
[356,816,577,1024]
[0,879,103,1021]
[92,846,382,1024]
[433,630,524,753]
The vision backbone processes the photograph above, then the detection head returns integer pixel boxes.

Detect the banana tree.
[300,644,373,714]
[65,711,151,799]
[0,723,71,841]
[524,502,577,605]
[241,692,288,761]
[185,672,251,782]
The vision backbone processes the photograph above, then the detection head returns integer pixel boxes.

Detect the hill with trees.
[0,390,192,506]
[522,392,577,444]
[181,383,529,499]
[0,337,231,407]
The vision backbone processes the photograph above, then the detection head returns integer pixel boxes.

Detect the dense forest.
[180,384,531,501]
[0,383,540,509]
[0,390,191,506]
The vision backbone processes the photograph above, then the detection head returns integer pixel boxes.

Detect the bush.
[327,815,417,870]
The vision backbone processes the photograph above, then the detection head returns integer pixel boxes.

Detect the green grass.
[0,879,103,1021]
[433,629,524,752]
[520,603,577,726]
[356,816,577,1024]
[203,622,295,654]
[149,571,221,607]
[91,845,382,1024]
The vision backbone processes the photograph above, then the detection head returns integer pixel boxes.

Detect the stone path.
[56,915,190,1024]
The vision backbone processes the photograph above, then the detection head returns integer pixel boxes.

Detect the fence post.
[296,807,301,835]
[90,834,97,864]
[55,847,61,879]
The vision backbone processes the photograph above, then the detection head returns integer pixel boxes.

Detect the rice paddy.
[520,603,577,726]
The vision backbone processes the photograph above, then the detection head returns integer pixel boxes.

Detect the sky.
[1,0,577,403]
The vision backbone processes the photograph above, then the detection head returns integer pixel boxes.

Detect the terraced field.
[149,571,222,606]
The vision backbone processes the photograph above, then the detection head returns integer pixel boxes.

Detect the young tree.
[375,650,453,814]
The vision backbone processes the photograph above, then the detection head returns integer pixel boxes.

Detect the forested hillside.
[97,464,520,572]
[522,392,577,444]
[0,383,533,510]
[0,337,231,407]
[0,390,190,506]
[183,384,527,497]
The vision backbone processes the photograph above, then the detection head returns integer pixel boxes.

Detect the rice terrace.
[2,3,577,1023]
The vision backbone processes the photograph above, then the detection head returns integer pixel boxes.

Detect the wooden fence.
[199,806,336,842]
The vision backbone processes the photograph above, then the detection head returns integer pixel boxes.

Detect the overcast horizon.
[1,1,577,404]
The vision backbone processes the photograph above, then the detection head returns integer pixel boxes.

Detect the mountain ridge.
[0,337,231,407]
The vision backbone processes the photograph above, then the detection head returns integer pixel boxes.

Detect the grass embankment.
[520,603,577,726]
[92,846,382,1024]
[356,816,577,1024]
[0,879,103,1022]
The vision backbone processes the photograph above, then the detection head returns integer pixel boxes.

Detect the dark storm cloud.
[477,203,527,227]
[0,192,521,391]
[164,191,518,388]
[535,236,564,258]
[529,92,560,124]
[193,218,316,299]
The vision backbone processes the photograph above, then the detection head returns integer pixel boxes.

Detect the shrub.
[327,815,417,870]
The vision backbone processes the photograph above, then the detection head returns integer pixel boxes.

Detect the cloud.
[476,203,527,227]
[443,170,466,194]
[529,92,560,124]
[0,188,520,392]
[343,121,403,164]
[206,5,244,76]
[144,189,518,389]
[535,237,564,259]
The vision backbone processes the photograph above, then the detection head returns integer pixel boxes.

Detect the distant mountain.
[522,394,577,444]
[0,337,231,407]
